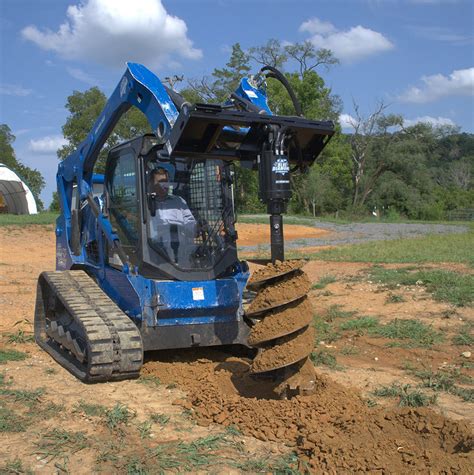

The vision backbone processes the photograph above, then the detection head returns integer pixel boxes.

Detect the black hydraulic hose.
[260,65,303,117]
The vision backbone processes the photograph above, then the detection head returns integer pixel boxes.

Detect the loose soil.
[0,225,473,473]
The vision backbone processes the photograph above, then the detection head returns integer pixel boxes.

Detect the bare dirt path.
[0,225,472,473]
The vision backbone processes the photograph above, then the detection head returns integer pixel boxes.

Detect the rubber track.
[35,270,143,382]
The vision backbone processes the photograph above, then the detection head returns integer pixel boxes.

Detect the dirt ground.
[0,224,472,473]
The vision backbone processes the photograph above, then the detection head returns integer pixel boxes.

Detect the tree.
[249,39,287,69]
[285,41,339,78]
[58,88,151,171]
[0,124,45,210]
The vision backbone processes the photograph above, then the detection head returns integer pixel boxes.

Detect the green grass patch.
[104,403,136,430]
[452,323,474,346]
[407,367,473,403]
[34,428,89,463]
[149,413,170,426]
[372,383,437,407]
[310,350,343,370]
[1,458,31,474]
[369,319,444,348]
[6,329,34,344]
[326,304,357,320]
[137,374,161,387]
[0,406,26,432]
[0,388,44,407]
[0,348,28,363]
[367,267,473,307]
[0,212,58,227]
[311,231,473,265]
[74,400,107,417]
[385,293,406,304]
[313,316,340,343]
[340,316,380,332]
[312,274,337,290]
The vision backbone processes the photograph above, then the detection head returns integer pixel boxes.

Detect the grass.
[0,406,26,432]
[311,231,474,265]
[372,383,437,407]
[452,323,474,346]
[74,400,107,417]
[0,458,32,474]
[0,348,28,363]
[6,329,34,344]
[149,413,170,425]
[137,420,152,439]
[340,316,380,332]
[0,212,58,227]
[34,428,89,463]
[407,367,474,403]
[385,293,406,304]
[310,350,343,370]
[313,316,340,343]
[326,304,357,320]
[137,375,161,387]
[369,319,444,348]
[0,388,44,407]
[104,403,136,430]
[312,274,337,290]
[366,267,473,307]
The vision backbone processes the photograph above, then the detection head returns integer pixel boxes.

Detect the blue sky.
[1,0,473,206]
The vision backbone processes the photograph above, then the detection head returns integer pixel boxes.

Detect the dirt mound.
[248,259,306,287]
[142,350,473,472]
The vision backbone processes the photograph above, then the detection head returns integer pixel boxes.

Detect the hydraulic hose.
[260,65,303,117]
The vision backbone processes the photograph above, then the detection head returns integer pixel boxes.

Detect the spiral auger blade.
[245,260,316,398]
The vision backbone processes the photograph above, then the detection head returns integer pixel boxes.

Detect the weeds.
[340,316,379,333]
[313,316,340,343]
[340,345,360,355]
[0,349,28,363]
[137,420,152,439]
[104,403,136,430]
[372,383,437,407]
[369,319,444,347]
[367,267,473,307]
[310,350,343,370]
[137,375,161,387]
[312,274,337,290]
[385,293,406,304]
[149,413,170,425]
[326,304,357,320]
[74,400,106,417]
[34,428,88,463]
[0,388,44,407]
[6,329,34,344]
[0,406,26,432]
[452,323,474,346]
[0,458,32,474]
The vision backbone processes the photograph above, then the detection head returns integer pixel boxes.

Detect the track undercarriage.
[35,270,143,382]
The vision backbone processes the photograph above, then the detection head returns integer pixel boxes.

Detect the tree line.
[4,40,473,219]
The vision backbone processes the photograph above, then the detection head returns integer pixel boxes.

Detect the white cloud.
[399,67,474,103]
[299,17,394,63]
[21,0,202,69]
[339,113,358,129]
[409,25,472,45]
[28,135,68,154]
[67,67,99,86]
[404,116,456,127]
[0,84,32,96]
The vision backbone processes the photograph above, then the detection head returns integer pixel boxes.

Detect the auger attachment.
[246,260,316,398]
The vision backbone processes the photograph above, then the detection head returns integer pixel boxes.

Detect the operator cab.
[105,134,239,281]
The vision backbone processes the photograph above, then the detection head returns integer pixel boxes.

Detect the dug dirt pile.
[142,351,473,472]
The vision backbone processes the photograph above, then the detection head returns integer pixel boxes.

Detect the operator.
[149,166,197,265]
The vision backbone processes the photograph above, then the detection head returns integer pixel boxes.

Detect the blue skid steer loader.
[34,63,334,397]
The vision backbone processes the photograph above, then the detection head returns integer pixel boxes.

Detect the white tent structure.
[0,163,38,214]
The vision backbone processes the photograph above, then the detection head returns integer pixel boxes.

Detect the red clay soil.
[248,259,306,287]
[248,297,313,346]
[142,351,473,473]
[235,223,329,246]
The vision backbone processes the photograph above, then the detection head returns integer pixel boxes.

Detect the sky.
[0,0,473,206]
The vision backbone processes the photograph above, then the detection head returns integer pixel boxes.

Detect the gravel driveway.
[238,218,469,252]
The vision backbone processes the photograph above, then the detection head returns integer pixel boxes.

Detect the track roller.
[35,270,143,382]
[245,260,316,398]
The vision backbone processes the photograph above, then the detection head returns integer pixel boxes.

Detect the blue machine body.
[54,63,270,351]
